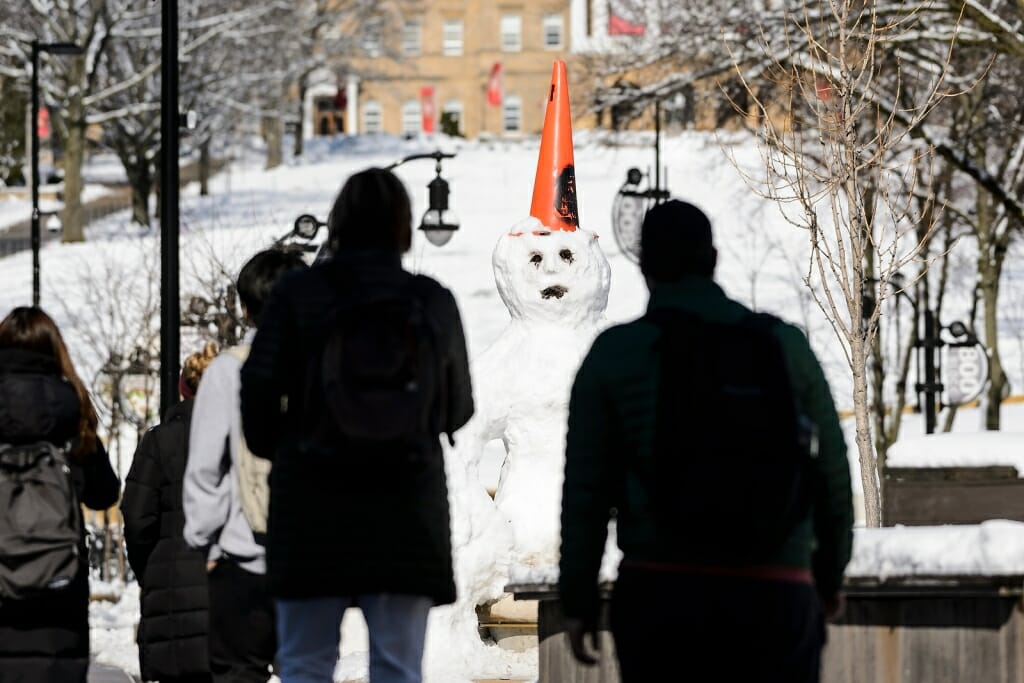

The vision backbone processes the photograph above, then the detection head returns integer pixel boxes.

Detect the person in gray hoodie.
[183,249,307,683]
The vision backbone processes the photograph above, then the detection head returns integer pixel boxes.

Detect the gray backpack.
[0,441,82,602]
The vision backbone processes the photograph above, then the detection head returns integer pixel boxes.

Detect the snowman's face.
[492,217,610,325]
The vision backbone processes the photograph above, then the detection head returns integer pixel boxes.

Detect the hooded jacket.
[0,348,119,683]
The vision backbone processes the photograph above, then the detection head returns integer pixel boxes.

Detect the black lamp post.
[160,0,181,418]
[386,151,459,247]
[30,40,83,307]
[870,274,984,434]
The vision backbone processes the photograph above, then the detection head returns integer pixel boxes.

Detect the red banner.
[607,1,645,36]
[420,86,435,133]
[486,63,503,106]
[37,107,51,141]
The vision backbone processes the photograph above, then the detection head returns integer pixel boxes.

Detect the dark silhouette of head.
[327,167,413,254]
[0,306,98,457]
[639,200,717,282]
[237,249,308,327]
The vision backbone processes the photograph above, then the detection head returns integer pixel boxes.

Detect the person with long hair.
[0,307,120,682]
[122,341,220,683]
[239,168,474,683]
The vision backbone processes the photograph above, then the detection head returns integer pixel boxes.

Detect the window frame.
[401,99,422,134]
[442,19,464,56]
[500,14,522,52]
[401,18,422,56]
[362,100,382,134]
[502,95,522,133]
[542,12,564,50]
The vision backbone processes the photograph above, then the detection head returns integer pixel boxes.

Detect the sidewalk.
[89,660,136,683]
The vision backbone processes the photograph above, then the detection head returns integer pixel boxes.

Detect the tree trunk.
[127,160,151,227]
[263,115,283,170]
[61,120,86,242]
[852,335,881,527]
[153,149,162,224]
[199,139,211,196]
[982,270,1007,429]
[976,194,1007,430]
[294,80,306,158]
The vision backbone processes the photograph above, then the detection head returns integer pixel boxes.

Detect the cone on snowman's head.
[530,60,578,232]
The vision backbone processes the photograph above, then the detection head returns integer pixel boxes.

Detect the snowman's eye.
[530,253,543,267]
[559,249,574,263]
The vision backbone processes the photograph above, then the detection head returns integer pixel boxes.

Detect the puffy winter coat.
[239,251,474,604]
[559,276,855,621]
[0,347,120,683]
[122,398,210,681]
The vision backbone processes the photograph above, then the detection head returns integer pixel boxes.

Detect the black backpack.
[646,309,816,563]
[0,441,82,602]
[318,279,443,447]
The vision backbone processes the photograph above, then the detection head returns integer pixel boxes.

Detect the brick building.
[304,0,575,140]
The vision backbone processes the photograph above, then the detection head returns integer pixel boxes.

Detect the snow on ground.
[2,130,1022,681]
[887,430,1024,473]
[0,183,116,231]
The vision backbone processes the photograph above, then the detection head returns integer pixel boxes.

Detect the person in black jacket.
[122,341,220,683]
[239,167,474,683]
[0,306,120,683]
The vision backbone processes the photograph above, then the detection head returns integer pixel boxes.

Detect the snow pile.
[507,520,1024,588]
[846,520,1024,579]
[887,432,1024,475]
[89,581,141,676]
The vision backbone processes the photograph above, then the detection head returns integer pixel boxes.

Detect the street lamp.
[869,273,987,434]
[30,40,83,307]
[386,150,459,247]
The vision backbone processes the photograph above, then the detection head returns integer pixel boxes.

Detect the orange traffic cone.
[530,60,578,232]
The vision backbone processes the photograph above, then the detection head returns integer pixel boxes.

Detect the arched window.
[362,100,382,134]
[401,100,422,134]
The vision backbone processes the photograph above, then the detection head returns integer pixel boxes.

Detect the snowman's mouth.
[541,286,568,299]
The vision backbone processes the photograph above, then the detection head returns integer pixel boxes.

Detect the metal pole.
[923,309,938,434]
[654,99,661,195]
[159,0,180,418]
[30,41,40,307]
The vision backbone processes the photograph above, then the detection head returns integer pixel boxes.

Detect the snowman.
[459,60,611,570]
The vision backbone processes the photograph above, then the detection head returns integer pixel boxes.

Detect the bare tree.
[725,1,958,526]
[57,241,161,479]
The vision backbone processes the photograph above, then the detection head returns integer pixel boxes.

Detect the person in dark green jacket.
[558,200,854,683]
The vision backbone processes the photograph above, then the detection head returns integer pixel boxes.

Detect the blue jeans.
[275,594,432,683]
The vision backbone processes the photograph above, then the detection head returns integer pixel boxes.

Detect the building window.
[402,18,421,56]
[361,18,383,57]
[441,100,464,136]
[500,14,522,52]
[503,95,521,133]
[362,100,382,134]
[543,13,564,49]
[443,19,463,56]
[401,100,422,134]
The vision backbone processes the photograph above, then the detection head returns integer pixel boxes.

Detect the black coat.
[0,348,120,683]
[121,399,210,681]
[240,251,474,604]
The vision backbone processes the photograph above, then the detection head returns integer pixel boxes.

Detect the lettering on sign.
[944,344,988,406]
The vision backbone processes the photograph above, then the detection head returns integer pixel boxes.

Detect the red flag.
[420,86,435,133]
[486,63,503,106]
[607,1,645,36]
[37,107,51,141]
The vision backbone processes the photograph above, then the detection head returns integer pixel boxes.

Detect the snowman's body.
[464,216,611,567]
